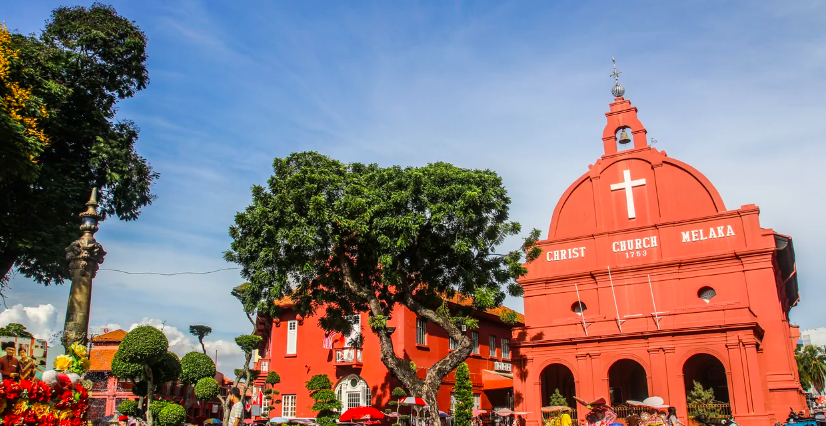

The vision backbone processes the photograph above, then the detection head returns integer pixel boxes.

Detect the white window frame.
[335,375,371,411]
[260,360,269,372]
[489,335,496,358]
[449,336,457,350]
[345,314,361,348]
[501,338,510,359]
[286,320,298,355]
[416,318,427,345]
[471,331,479,354]
[282,394,297,418]
[473,394,481,410]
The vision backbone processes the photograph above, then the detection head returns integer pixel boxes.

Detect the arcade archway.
[683,353,730,403]
[608,359,649,405]
[540,364,576,408]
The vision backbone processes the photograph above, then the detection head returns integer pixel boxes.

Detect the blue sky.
[3,1,826,373]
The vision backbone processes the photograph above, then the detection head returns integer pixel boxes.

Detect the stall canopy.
[481,370,513,390]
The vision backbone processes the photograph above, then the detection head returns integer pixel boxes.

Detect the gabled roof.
[92,329,127,343]
[89,347,118,371]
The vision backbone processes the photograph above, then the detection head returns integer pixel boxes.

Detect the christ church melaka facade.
[512,89,805,426]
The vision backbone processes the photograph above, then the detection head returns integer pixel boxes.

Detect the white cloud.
[0,304,58,340]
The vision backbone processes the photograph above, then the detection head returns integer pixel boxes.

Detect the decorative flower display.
[0,343,93,425]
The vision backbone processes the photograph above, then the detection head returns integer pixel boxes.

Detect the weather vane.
[610,57,625,98]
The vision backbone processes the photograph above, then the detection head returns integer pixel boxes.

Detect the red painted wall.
[514,95,804,426]
[254,303,518,419]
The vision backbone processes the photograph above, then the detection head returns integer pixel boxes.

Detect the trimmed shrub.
[265,371,281,385]
[118,399,139,416]
[194,377,220,401]
[235,335,262,353]
[111,350,144,379]
[119,326,168,363]
[180,352,216,385]
[149,400,170,418]
[152,351,182,384]
[157,403,186,426]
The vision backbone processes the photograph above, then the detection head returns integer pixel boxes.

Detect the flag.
[323,330,340,349]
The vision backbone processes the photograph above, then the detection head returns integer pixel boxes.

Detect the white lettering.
[642,237,650,249]
[682,231,690,243]
[717,226,724,236]
[579,247,586,257]
[699,229,707,240]
[559,250,566,260]
[691,230,699,241]
[572,248,579,259]
[546,247,586,262]
[635,239,642,250]
[651,236,657,247]
[708,227,717,239]
[681,224,736,244]
[612,242,620,252]
[727,225,735,236]
[620,240,627,251]
[554,251,559,261]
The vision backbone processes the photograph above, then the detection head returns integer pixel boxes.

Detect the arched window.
[335,375,371,411]
[572,301,587,315]
[698,287,716,303]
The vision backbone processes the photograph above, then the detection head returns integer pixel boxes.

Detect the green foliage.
[686,381,721,419]
[0,3,157,289]
[224,151,539,348]
[264,388,273,395]
[548,389,567,407]
[796,344,826,393]
[410,361,417,372]
[0,323,33,338]
[131,381,150,397]
[180,352,216,385]
[149,400,170,418]
[157,403,186,426]
[499,310,520,325]
[111,350,144,379]
[234,369,261,382]
[305,374,341,426]
[235,335,262,353]
[189,325,212,340]
[194,377,220,401]
[454,363,473,426]
[152,351,182,384]
[119,326,168,364]
[369,315,387,331]
[118,399,139,416]
[272,390,280,395]
[265,371,281,385]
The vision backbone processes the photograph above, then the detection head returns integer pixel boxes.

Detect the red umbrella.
[339,407,386,422]
[398,397,428,406]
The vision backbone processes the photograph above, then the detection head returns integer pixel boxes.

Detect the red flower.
[41,412,58,426]
[5,413,23,426]
[4,380,22,400]
[23,410,39,425]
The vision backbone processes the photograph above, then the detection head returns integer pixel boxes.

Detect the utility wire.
[98,267,240,276]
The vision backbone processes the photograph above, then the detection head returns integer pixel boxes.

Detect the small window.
[473,394,481,410]
[489,335,497,357]
[572,301,587,315]
[501,338,510,359]
[416,318,427,345]
[282,395,297,418]
[698,287,717,303]
[449,336,457,350]
[471,331,479,354]
[286,320,298,355]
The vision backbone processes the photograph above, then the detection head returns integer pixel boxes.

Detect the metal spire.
[610,57,625,98]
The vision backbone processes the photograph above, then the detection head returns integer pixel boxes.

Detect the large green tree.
[225,152,540,422]
[0,3,157,288]
[797,344,826,393]
[453,363,473,426]
[305,374,342,426]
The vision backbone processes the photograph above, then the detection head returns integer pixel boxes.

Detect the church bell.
[618,130,631,144]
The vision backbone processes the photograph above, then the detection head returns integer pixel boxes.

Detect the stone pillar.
[61,189,106,351]
[648,348,669,400]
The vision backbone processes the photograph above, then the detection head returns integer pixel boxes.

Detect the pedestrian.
[229,387,244,426]
[0,342,20,380]
[17,347,35,381]
[666,407,681,426]
[118,415,129,426]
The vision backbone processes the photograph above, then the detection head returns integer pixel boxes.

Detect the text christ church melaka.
[512,75,804,426]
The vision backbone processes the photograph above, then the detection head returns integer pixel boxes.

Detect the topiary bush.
[194,377,220,401]
[149,400,170,419]
[235,335,262,353]
[265,371,281,385]
[152,352,182,384]
[131,381,151,397]
[157,403,186,426]
[118,399,139,416]
[120,325,168,363]
[111,350,145,379]
[305,374,341,426]
[180,352,216,385]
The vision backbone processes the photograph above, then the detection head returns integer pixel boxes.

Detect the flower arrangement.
[0,343,92,426]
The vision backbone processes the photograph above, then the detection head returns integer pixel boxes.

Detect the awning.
[481,369,513,390]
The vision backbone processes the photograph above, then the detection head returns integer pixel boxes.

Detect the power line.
[98,267,240,276]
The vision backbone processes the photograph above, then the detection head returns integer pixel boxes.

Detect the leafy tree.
[189,325,212,355]
[454,363,473,426]
[0,323,33,338]
[157,403,186,426]
[180,352,218,411]
[225,152,540,422]
[389,387,408,426]
[0,3,157,289]
[305,374,342,426]
[796,344,826,393]
[221,334,262,425]
[118,399,139,417]
[686,381,720,420]
[265,371,281,386]
[112,326,182,426]
[548,388,568,407]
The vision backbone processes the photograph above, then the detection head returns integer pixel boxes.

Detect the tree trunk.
[223,351,254,425]
[145,365,156,426]
[200,339,207,355]
[0,250,17,286]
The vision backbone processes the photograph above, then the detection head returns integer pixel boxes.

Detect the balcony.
[334,348,363,367]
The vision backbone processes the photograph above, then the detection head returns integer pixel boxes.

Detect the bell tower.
[602,58,648,155]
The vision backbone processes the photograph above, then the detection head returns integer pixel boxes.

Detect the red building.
[252,295,522,419]
[87,329,232,424]
[513,82,804,426]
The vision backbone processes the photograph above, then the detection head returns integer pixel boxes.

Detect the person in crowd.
[666,407,681,426]
[118,415,129,426]
[229,387,244,426]
[17,346,35,381]
[0,342,20,380]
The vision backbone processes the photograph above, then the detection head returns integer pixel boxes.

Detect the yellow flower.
[54,354,72,371]
[32,404,51,417]
[80,357,91,371]
[70,342,87,357]
[59,410,74,420]
[0,399,7,413]
[12,400,28,415]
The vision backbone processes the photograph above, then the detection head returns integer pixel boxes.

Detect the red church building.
[512,76,805,426]
[252,295,521,419]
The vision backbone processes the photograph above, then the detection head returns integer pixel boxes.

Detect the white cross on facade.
[610,169,646,219]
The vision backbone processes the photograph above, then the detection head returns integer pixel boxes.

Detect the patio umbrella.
[399,397,428,406]
[496,409,514,417]
[439,411,450,418]
[204,420,223,424]
[472,410,487,417]
[269,417,289,424]
[339,407,386,422]
[541,407,571,413]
